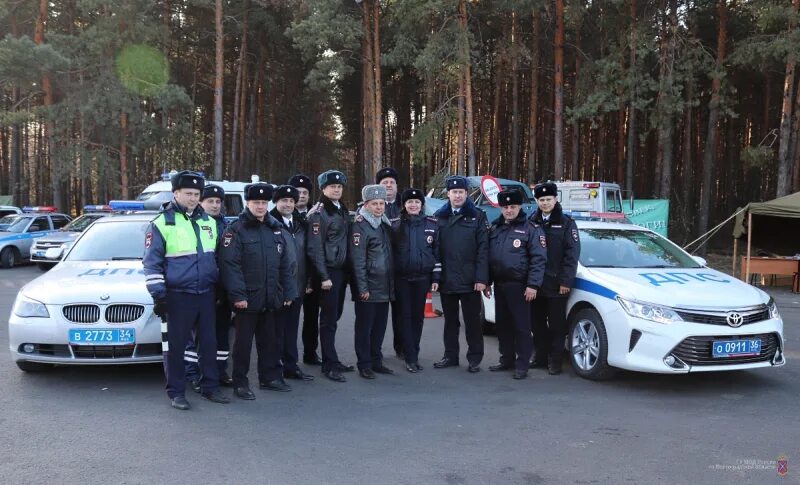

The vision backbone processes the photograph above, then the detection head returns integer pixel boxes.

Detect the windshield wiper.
[111,257,143,261]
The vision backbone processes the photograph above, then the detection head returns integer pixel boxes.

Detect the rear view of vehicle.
[8,214,163,371]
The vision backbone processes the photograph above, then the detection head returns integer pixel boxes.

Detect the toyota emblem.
[726,312,743,327]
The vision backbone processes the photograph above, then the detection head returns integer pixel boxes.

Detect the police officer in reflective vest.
[143,171,230,410]
[375,167,404,358]
[289,174,323,366]
[529,182,581,375]
[220,183,297,400]
[306,170,355,382]
[350,184,396,379]
[391,188,441,373]
[184,183,233,390]
[270,184,314,382]
[485,189,546,380]
[433,175,489,373]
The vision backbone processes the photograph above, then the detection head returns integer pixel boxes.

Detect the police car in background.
[481,213,785,379]
[8,212,163,371]
[30,206,115,270]
[0,207,72,269]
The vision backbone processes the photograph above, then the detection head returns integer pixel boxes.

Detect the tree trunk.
[570,13,583,180]
[776,0,799,196]
[626,0,637,192]
[553,0,565,180]
[35,0,62,210]
[459,0,476,175]
[457,79,466,174]
[510,12,520,180]
[697,0,729,246]
[231,56,242,178]
[527,8,541,183]
[120,113,129,198]
[213,0,224,180]
[657,0,678,199]
[362,0,375,181]
[372,0,383,173]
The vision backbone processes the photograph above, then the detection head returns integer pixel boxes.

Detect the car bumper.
[603,306,785,374]
[9,309,163,365]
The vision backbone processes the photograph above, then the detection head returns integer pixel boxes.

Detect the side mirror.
[44,247,65,260]
[692,256,707,267]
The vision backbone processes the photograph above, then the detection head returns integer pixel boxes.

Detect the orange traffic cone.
[424,292,441,318]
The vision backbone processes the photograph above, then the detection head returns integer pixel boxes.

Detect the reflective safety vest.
[154,212,217,258]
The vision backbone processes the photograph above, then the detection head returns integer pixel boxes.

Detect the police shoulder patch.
[539,235,547,248]
[571,229,579,242]
[312,222,320,235]
[145,232,153,249]
[223,231,234,248]
[352,232,361,246]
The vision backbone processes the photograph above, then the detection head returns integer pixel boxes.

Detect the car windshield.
[0,215,29,233]
[65,220,151,261]
[62,214,104,232]
[579,228,701,269]
[432,184,530,204]
[136,191,172,203]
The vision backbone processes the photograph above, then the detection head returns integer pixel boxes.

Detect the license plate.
[69,328,135,345]
[33,250,45,258]
[712,338,761,358]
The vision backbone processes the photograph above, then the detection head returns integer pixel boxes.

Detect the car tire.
[0,247,20,269]
[569,308,615,380]
[16,361,53,372]
[37,262,55,271]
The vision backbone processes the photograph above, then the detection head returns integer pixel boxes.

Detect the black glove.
[153,298,168,320]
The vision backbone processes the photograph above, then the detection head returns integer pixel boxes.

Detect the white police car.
[8,213,162,371]
[482,218,785,379]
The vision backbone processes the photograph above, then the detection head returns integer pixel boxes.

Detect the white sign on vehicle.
[480,175,502,207]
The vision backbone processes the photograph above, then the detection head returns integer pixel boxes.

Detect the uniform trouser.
[163,291,219,398]
[301,289,320,359]
[277,297,303,373]
[232,310,282,388]
[319,268,347,372]
[395,278,429,364]
[354,301,389,371]
[440,291,484,365]
[390,300,403,353]
[531,295,568,362]
[494,281,534,371]
[184,296,231,381]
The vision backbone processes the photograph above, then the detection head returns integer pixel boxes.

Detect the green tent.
[733,191,800,239]
[0,195,12,206]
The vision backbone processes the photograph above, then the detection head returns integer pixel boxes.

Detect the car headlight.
[767,298,780,319]
[12,294,50,318]
[617,296,683,324]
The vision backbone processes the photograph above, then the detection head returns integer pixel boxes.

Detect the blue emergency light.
[108,200,146,211]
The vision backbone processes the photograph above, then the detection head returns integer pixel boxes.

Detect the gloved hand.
[153,298,168,320]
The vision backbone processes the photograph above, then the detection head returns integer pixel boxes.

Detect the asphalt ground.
[0,264,798,485]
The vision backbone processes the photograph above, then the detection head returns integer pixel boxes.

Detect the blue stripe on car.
[574,278,617,300]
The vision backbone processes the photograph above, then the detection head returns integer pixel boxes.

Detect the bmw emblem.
[726,312,743,328]
[100,294,110,301]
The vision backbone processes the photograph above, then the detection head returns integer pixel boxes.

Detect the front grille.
[34,241,63,250]
[134,343,162,357]
[70,345,134,359]
[105,304,145,323]
[670,333,779,366]
[18,343,71,357]
[63,305,100,323]
[676,307,770,326]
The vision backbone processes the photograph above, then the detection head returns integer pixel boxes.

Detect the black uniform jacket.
[270,207,309,297]
[349,209,395,302]
[433,199,489,294]
[220,209,298,312]
[488,210,547,289]
[306,195,350,281]
[392,212,442,283]
[529,203,581,298]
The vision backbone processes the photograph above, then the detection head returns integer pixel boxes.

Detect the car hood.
[34,232,80,244]
[581,266,769,310]
[21,260,150,305]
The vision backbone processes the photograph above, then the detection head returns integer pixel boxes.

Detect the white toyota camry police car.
[482,217,785,380]
[8,213,163,371]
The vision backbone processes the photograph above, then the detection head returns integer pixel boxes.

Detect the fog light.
[23,343,35,353]
[664,355,676,366]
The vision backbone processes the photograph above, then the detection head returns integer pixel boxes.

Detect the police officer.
[289,174,323,366]
[270,184,314,382]
[306,170,355,382]
[220,183,297,400]
[144,171,230,410]
[392,188,441,373]
[432,175,489,373]
[485,190,546,380]
[350,184,396,379]
[184,183,233,391]
[375,167,404,358]
[529,182,580,375]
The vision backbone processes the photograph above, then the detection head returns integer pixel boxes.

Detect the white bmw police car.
[8,213,162,371]
[483,217,785,380]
